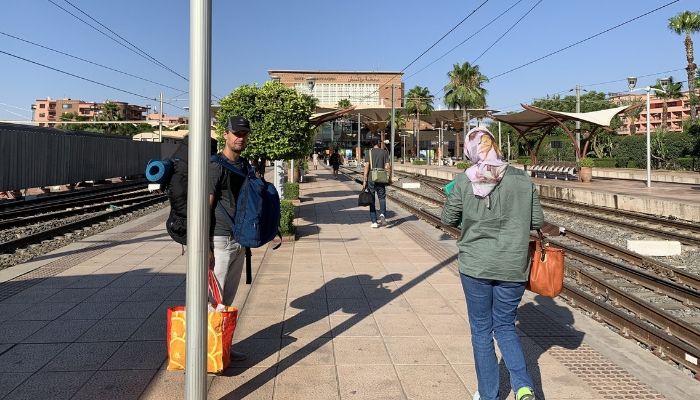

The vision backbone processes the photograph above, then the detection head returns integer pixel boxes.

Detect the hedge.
[283,182,299,200]
[455,161,472,170]
[412,160,427,165]
[516,157,531,165]
[279,200,295,235]
[592,158,616,168]
[677,157,699,171]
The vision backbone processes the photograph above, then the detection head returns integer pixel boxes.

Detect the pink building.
[611,91,697,134]
[32,98,148,127]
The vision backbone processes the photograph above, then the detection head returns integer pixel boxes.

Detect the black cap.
[226,116,250,133]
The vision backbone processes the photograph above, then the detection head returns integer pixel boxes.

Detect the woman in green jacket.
[441,127,543,400]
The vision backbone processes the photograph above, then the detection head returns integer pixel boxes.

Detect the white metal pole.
[390,84,395,181]
[416,111,420,162]
[498,121,502,151]
[646,89,651,188]
[186,0,210,398]
[357,113,361,171]
[575,84,581,161]
[159,92,163,143]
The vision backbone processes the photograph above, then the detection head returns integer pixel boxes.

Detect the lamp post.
[399,134,408,163]
[627,76,669,188]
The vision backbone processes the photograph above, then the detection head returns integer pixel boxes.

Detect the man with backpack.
[363,140,390,228]
[329,149,340,177]
[208,116,252,362]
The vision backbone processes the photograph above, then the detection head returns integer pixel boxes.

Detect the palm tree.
[622,97,644,135]
[443,62,488,158]
[404,86,433,158]
[337,98,351,108]
[652,77,683,130]
[668,10,700,119]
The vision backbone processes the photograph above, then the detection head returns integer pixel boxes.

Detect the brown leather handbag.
[527,230,565,297]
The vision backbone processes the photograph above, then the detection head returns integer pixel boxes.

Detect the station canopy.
[492,104,633,135]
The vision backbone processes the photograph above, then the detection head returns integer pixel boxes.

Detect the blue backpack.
[212,155,281,249]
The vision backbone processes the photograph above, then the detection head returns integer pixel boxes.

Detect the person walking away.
[209,116,253,362]
[363,140,390,228]
[441,127,544,400]
[329,149,340,177]
[312,152,319,170]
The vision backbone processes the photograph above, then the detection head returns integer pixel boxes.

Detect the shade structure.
[492,104,634,135]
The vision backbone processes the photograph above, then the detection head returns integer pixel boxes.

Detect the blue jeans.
[460,274,533,400]
[367,181,386,223]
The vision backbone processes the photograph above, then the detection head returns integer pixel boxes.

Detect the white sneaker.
[370,222,379,228]
[379,214,386,225]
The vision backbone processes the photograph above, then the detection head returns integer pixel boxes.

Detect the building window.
[39,104,46,109]
[62,104,72,109]
[39,113,45,117]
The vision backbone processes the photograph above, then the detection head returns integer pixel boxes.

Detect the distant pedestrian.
[209,116,254,362]
[312,152,319,170]
[441,127,544,400]
[363,140,390,228]
[329,149,340,177]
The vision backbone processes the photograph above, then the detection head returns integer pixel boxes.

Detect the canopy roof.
[310,106,499,129]
[492,104,634,135]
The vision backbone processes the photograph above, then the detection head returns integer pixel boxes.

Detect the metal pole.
[390,84,395,181]
[498,121,502,151]
[575,84,581,161]
[646,89,651,188]
[159,92,163,143]
[440,120,444,163]
[186,0,210,398]
[416,110,420,162]
[356,113,361,171]
[507,131,511,161]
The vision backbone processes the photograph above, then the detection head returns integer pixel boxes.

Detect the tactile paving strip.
[399,219,666,399]
[0,213,166,302]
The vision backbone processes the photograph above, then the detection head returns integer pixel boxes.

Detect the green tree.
[216,81,317,174]
[404,86,433,157]
[651,77,683,130]
[443,62,488,126]
[621,97,644,135]
[668,10,700,119]
[337,98,351,108]
[98,101,121,135]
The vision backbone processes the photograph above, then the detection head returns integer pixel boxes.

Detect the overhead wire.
[0,49,187,111]
[488,0,680,81]
[405,0,526,81]
[54,0,187,82]
[472,0,542,63]
[0,31,186,93]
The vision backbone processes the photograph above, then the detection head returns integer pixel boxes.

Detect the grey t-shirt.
[364,147,388,170]
[209,154,247,237]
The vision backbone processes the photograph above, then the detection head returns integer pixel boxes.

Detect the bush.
[283,182,299,200]
[455,161,472,170]
[279,200,295,235]
[677,157,699,171]
[412,160,427,165]
[578,157,595,168]
[516,157,531,165]
[592,158,616,168]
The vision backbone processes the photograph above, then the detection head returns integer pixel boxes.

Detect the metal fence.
[0,123,163,191]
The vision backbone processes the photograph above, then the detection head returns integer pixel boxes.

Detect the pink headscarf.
[463,127,507,199]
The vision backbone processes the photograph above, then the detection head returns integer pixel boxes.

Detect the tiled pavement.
[1,167,696,399]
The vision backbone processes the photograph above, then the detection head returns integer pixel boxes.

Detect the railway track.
[0,186,167,254]
[344,167,700,376]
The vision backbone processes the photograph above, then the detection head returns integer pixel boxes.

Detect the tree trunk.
[662,100,668,130]
[629,116,636,135]
[686,32,697,119]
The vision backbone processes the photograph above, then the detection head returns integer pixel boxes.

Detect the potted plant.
[578,157,594,183]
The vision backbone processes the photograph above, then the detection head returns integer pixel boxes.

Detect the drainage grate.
[0,214,166,302]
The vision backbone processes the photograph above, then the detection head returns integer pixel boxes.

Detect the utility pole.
[390,84,395,181]
[416,110,420,162]
[575,84,581,161]
[356,113,361,171]
[159,92,164,143]
[498,121,502,153]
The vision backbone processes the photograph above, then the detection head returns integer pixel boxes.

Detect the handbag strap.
[369,148,373,170]
[536,229,546,262]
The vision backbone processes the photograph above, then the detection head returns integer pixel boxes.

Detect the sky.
[0,0,697,121]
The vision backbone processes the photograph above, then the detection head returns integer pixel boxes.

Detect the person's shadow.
[495,295,585,400]
[221,273,402,397]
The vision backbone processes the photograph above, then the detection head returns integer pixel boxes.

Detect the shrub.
[592,158,616,168]
[677,157,699,171]
[455,161,472,170]
[412,160,427,165]
[279,200,295,235]
[283,182,299,200]
[578,157,594,168]
[516,157,531,165]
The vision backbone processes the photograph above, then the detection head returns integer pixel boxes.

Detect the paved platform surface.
[0,166,698,399]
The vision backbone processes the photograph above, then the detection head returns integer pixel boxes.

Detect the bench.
[531,164,578,181]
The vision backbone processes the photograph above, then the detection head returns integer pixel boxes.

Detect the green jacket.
[441,166,544,282]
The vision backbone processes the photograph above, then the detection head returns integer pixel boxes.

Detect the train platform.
[0,167,698,399]
[394,163,700,223]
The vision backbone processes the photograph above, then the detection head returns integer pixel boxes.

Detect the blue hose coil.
[145,159,173,184]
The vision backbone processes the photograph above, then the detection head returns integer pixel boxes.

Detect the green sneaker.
[516,387,535,400]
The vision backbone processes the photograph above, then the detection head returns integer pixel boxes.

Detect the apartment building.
[611,91,697,134]
[32,98,148,127]
[267,70,403,108]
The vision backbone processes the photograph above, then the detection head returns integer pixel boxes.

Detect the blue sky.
[0,0,697,121]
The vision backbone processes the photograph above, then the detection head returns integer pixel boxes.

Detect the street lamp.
[627,76,669,188]
[399,134,409,163]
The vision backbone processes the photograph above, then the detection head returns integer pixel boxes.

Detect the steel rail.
[562,285,699,375]
[0,194,167,253]
[565,264,700,350]
[556,225,700,291]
